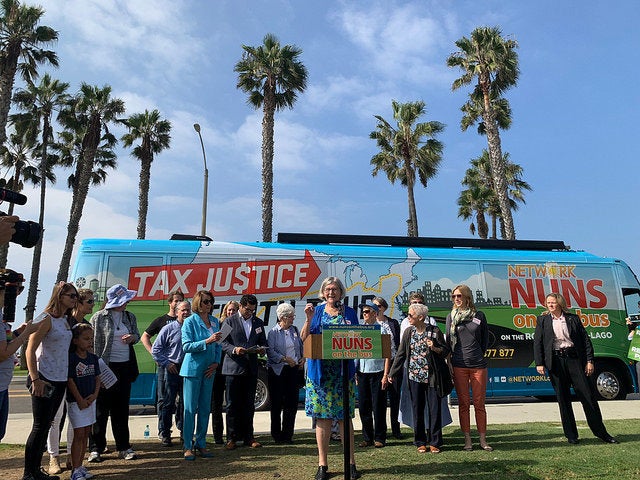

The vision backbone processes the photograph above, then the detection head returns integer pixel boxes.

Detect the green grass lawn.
[1,419,638,479]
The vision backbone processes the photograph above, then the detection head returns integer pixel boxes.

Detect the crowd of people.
[0,271,625,480]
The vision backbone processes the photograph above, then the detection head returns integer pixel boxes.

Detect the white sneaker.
[118,448,137,460]
[87,451,102,463]
[78,466,94,479]
[71,469,86,480]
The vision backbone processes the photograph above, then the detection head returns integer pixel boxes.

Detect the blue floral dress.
[304,310,356,419]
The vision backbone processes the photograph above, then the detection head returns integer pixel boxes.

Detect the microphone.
[0,187,27,205]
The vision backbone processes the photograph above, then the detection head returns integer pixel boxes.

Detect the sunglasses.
[63,293,78,299]
[82,298,95,305]
[362,309,373,314]
[201,299,212,305]
[452,294,463,299]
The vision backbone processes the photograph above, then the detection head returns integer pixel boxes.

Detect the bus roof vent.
[170,234,213,242]
[276,233,568,251]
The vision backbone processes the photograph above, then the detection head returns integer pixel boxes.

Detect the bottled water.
[144,425,150,439]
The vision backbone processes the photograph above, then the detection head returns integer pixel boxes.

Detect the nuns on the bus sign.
[302,324,390,360]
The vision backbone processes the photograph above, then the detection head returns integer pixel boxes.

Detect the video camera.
[0,187,41,248]
[0,268,24,323]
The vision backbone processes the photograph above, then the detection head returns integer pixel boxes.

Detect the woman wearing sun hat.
[88,284,140,463]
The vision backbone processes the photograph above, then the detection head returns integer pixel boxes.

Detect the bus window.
[623,291,640,317]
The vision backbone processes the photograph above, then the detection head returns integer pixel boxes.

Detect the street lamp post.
[193,123,208,237]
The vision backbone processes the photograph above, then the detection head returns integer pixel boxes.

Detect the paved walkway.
[4,396,639,445]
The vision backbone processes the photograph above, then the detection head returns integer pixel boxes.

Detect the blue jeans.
[156,366,166,435]
[0,388,8,441]
[160,370,183,438]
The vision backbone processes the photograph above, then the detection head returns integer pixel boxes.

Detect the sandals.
[184,450,195,461]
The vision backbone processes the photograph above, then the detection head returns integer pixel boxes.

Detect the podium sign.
[628,328,640,361]
[322,324,382,360]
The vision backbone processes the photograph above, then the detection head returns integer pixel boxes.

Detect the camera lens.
[12,220,41,248]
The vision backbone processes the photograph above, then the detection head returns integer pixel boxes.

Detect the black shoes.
[350,464,361,480]
[600,435,619,444]
[161,436,173,447]
[315,466,328,480]
[22,468,60,480]
[314,464,360,480]
[567,438,579,445]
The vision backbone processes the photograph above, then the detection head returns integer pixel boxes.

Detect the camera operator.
[0,269,36,442]
[0,215,18,245]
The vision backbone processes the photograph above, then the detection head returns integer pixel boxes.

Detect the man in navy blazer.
[221,294,267,449]
[534,292,617,445]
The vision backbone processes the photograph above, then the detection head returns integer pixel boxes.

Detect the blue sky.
[5,0,640,317]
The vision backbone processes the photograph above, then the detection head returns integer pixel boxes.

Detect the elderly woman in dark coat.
[267,302,304,444]
[389,303,450,453]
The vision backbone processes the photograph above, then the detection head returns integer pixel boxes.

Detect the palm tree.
[447,26,519,239]
[0,0,58,147]
[121,109,171,239]
[234,33,308,242]
[10,73,68,319]
[458,185,492,239]
[56,83,124,282]
[370,100,444,237]
[459,150,531,239]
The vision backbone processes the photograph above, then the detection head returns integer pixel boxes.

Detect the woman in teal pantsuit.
[180,290,222,460]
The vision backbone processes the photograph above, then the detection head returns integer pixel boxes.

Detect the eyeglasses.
[452,294,463,299]
[241,305,257,313]
[362,309,373,314]
[63,293,78,299]
[201,299,212,305]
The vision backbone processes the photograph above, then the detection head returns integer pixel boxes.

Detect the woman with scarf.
[445,284,492,452]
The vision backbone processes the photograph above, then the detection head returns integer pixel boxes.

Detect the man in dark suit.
[221,294,267,449]
[533,292,617,445]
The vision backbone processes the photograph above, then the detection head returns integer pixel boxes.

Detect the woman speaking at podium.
[301,277,361,480]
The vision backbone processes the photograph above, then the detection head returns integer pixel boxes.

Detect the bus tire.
[592,361,627,400]
[255,367,271,411]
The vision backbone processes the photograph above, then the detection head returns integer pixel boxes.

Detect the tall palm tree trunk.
[24,119,50,320]
[0,42,19,148]
[406,181,418,237]
[137,153,151,239]
[56,125,100,282]
[481,84,515,240]
[261,94,276,243]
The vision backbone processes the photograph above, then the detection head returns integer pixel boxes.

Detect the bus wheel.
[593,362,626,400]
[254,367,271,411]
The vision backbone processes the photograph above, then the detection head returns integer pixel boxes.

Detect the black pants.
[210,369,226,442]
[388,372,402,435]
[89,362,133,452]
[549,353,608,441]
[225,374,257,443]
[268,366,300,442]
[408,379,442,447]
[23,376,66,476]
[357,371,387,444]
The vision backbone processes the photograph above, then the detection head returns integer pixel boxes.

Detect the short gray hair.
[408,303,429,319]
[276,302,295,321]
[319,277,346,301]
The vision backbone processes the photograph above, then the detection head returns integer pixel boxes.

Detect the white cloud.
[332,2,454,86]
[40,0,205,87]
